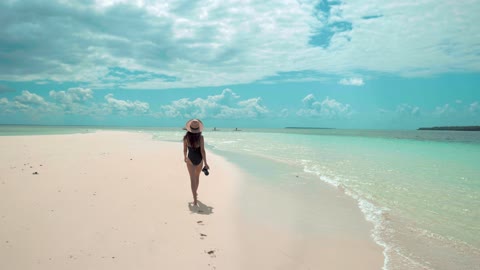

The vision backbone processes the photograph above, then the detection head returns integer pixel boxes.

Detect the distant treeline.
[418,126,480,131]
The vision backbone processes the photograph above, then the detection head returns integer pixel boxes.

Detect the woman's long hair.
[184,131,201,148]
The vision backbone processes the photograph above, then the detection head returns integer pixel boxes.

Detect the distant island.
[285,127,334,129]
[418,126,480,131]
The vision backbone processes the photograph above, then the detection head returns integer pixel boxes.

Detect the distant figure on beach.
[234,127,241,131]
[183,119,209,206]
[213,127,217,131]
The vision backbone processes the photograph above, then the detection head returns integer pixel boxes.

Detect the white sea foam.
[302,162,445,270]
[217,140,239,144]
[302,162,392,270]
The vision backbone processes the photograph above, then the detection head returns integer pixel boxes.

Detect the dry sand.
[0,131,383,269]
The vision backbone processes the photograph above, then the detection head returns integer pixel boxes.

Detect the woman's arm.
[183,139,188,163]
[200,136,209,169]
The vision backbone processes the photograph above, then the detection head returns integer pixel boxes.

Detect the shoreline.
[0,131,384,269]
[236,154,394,269]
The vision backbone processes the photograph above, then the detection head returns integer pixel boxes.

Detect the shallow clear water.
[2,125,479,269]
[152,128,480,270]
[0,125,94,136]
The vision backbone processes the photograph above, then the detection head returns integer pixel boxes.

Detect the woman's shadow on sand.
[188,200,214,215]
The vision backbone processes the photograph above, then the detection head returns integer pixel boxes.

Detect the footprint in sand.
[206,250,216,258]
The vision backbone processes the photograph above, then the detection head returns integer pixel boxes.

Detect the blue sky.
[0,0,479,129]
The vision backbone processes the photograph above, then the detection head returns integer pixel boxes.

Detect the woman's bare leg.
[186,162,198,205]
[193,164,202,200]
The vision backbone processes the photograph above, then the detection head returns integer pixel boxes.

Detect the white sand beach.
[0,131,383,269]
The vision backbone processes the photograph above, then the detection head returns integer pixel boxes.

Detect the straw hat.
[185,119,204,133]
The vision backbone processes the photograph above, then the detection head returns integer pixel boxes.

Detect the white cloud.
[396,103,420,117]
[1,88,153,117]
[103,94,150,115]
[339,77,364,86]
[161,88,268,119]
[1,90,57,114]
[433,104,454,116]
[0,97,11,113]
[279,108,289,117]
[14,90,48,106]
[236,98,268,118]
[0,97,8,105]
[49,88,94,114]
[0,0,478,88]
[378,108,389,114]
[431,100,480,117]
[49,88,93,104]
[469,101,479,113]
[297,94,352,118]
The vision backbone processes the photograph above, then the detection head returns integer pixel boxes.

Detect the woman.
[183,119,209,206]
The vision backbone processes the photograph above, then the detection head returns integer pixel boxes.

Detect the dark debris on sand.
[206,249,217,259]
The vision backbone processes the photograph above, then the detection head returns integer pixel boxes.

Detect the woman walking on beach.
[183,119,209,206]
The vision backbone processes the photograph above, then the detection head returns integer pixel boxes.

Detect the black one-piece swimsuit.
[187,146,203,166]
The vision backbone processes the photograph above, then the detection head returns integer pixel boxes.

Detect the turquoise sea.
[1,125,479,270]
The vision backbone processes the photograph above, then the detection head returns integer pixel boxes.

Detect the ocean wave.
[302,161,392,270]
[300,161,446,270]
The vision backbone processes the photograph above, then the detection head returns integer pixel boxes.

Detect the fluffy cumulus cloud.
[1,87,266,118]
[433,103,455,116]
[103,94,150,115]
[14,91,48,106]
[396,103,420,117]
[469,102,479,113]
[49,88,150,115]
[0,0,479,88]
[431,100,480,116]
[49,88,93,104]
[161,88,268,119]
[378,108,389,114]
[339,77,364,86]
[0,88,150,116]
[0,97,16,114]
[297,94,352,118]
[49,88,94,114]
[0,90,57,114]
[279,108,290,118]
[0,97,9,111]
